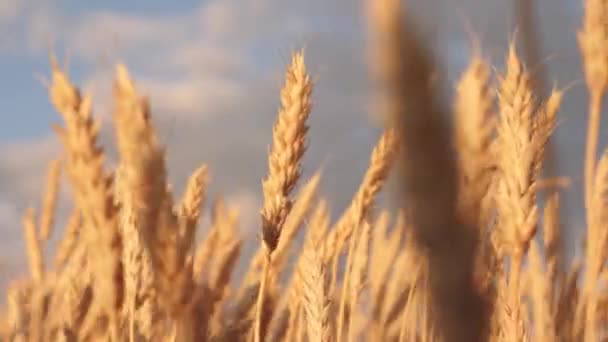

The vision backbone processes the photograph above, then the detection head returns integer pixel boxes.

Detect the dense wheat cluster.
[2,0,608,341]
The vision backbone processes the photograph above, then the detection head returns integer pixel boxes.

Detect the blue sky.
[0,0,213,142]
[0,0,591,288]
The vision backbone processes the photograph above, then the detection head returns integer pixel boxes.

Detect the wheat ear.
[49,57,123,329]
[578,1,608,340]
[113,65,191,319]
[367,0,487,340]
[254,50,313,342]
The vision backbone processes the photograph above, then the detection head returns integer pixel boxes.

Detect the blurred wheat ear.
[367,0,488,341]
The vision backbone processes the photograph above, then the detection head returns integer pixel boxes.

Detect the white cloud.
[225,190,260,236]
[139,76,247,117]
[0,0,21,20]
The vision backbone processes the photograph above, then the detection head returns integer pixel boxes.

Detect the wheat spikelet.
[270,171,320,271]
[348,219,371,342]
[527,240,555,341]
[245,171,321,287]
[6,282,30,342]
[533,89,562,177]
[23,208,44,283]
[39,159,61,242]
[114,164,158,340]
[336,195,365,342]
[543,193,563,287]
[178,165,209,252]
[369,212,403,340]
[192,228,219,286]
[285,200,329,308]
[54,208,81,270]
[299,223,331,342]
[52,243,92,338]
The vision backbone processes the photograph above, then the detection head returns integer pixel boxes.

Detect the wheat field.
[1,0,607,341]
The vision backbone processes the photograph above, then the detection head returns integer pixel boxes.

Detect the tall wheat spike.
[112,65,191,320]
[254,50,313,342]
[495,44,559,340]
[578,1,608,340]
[48,57,124,333]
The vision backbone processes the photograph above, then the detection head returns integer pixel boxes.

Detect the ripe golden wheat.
[2,0,608,341]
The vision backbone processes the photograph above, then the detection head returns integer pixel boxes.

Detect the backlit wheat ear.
[367,0,487,341]
[54,207,81,270]
[578,150,608,340]
[114,163,157,341]
[178,165,209,252]
[271,171,321,272]
[527,240,555,341]
[254,50,313,342]
[495,44,542,341]
[543,193,562,285]
[578,2,608,340]
[112,64,191,321]
[260,50,313,254]
[580,0,608,214]
[48,57,124,330]
[454,50,495,223]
